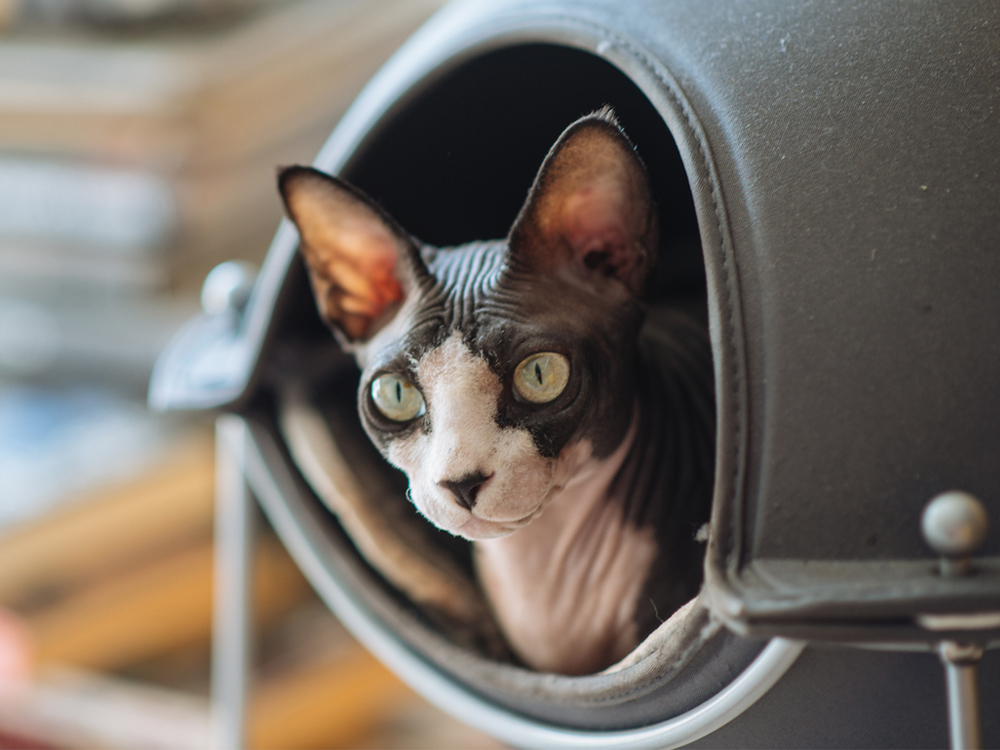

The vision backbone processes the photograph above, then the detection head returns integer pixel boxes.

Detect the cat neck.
[473,407,662,675]
[527,405,643,537]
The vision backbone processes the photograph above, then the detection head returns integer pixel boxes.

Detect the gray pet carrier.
[151,1,1000,746]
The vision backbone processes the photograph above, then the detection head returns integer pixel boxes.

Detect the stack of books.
[0,0,442,387]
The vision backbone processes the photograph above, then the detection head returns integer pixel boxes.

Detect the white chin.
[451,514,533,540]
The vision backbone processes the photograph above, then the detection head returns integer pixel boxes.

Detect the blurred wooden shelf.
[0,432,216,610]
[0,423,503,749]
[29,535,310,671]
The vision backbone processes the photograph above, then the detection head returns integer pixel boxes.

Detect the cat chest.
[473,484,660,675]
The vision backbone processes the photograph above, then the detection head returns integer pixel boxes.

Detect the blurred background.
[0,0,502,746]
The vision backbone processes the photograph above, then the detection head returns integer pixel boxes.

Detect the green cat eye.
[513,352,570,403]
[371,373,426,421]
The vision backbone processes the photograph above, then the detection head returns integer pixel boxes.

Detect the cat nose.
[440,472,491,511]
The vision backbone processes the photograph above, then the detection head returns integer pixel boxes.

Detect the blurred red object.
[0,608,32,688]
[0,609,46,749]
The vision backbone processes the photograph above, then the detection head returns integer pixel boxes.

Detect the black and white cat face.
[279,110,657,540]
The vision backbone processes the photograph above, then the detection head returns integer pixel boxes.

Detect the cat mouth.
[450,478,562,539]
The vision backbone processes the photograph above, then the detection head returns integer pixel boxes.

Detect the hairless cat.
[278,109,714,675]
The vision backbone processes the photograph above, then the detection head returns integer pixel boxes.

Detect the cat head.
[279,110,657,540]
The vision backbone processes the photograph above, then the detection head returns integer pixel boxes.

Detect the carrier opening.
[268,42,739,730]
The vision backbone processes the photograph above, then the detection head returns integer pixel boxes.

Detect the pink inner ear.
[333,243,403,315]
[282,167,414,342]
[556,180,637,279]
[298,204,406,340]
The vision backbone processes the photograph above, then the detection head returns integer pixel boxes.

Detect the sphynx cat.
[278,109,714,675]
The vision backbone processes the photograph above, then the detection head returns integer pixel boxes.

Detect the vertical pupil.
[395,381,402,402]
[534,362,543,385]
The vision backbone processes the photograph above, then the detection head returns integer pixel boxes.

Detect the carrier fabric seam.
[481,615,722,709]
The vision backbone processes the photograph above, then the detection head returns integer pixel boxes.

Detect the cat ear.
[508,109,657,296]
[278,166,422,344]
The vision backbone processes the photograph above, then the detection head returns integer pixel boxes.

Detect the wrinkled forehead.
[356,242,501,369]
[360,292,501,377]
[359,242,639,374]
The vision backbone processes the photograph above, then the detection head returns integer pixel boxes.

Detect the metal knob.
[201,261,258,317]
[922,491,989,576]
[922,492,990,749]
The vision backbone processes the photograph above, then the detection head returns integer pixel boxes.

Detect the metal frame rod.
[212,415,257,750]
[940,641,984,750]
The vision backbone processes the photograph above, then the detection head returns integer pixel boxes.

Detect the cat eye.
[513,352,570,403]
[371,373,426,421]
